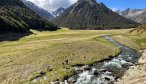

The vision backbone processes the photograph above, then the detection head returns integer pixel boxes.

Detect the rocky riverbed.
[51,36,141,84]
[115,49,146,84]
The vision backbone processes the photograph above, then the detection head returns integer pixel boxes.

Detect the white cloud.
[28,0,78,12]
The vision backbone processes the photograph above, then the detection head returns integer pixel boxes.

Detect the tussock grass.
[0,28,130,83]
[112,31,146,50]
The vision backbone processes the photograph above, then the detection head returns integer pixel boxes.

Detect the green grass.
[0,28,135,84]
[112,31,146,50]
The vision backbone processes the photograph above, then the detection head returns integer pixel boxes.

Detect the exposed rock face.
[52,7,66,17]
[78,0,97,4]
[116,8,146,23]
[52,0,138,30]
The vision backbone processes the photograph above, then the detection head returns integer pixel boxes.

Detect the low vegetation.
[112,24,146,50]
[1,26,146,84]
[130,23,146,33]
[0,28,127,84]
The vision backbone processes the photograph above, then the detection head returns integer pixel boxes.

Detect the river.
[66,36,141,84]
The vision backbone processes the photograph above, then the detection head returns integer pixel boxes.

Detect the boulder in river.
[68,75,78,83]
[82,65,91,70]
[93,70,99,76]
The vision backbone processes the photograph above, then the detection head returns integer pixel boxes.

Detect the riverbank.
[111,30,146,84]
[115,49,146,84]
[62,36,141,84]
[0,28,145,84]
[0,28,124,84]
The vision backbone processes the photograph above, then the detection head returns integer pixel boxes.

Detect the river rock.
[82,65,90,70]
[68,75,78,83]
[99,69,108,72]
[93,70,99,76]
[122,62,134,68]
[51,81,60,84]
[103,76,114,84]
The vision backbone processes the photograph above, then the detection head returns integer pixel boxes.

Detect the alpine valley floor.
[0,28,146,84]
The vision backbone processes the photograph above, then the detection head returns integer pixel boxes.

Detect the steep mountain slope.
[0,0,58,33]
[116,8,146,23]
[23,0,53,20]
[52,0,138,30]
[52,7,66,17]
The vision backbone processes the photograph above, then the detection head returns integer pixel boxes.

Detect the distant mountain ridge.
[51,7,66,17]
[116,8,146,23]
[52,0,138,30]
[0,0,58,33]
[23,0,53,20]
[22,0,65,19]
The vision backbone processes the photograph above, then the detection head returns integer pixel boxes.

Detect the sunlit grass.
[112,31,146,50]
[0,28,134,83]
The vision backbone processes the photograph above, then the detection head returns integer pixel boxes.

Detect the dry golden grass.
[112,30,146,50]
[0,28,132,84]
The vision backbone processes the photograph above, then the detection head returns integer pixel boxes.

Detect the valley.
[0,0,146,84]
[0,28,146,83]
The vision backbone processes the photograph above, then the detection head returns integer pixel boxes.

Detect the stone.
[68,75,78,83]
[47,66,53,71]
[39,71,45,77]
[93,70,99,76]
[82,65,90,70]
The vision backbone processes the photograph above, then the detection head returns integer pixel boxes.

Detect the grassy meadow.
[0,28,145,84]
[112,30,146,50]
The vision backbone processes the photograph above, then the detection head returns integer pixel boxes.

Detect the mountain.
[52,0,138,30]
[0,0,59,33]
[51,7,66,17]
[23,0,53,20]
[116,8,146,23]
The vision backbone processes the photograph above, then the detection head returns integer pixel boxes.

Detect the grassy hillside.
[0,0,59,33]
[130,23,146,34]
[111,24,146,50]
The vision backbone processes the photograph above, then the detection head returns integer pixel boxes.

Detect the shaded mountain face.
[23,0,53,20]
[0,0,58,33]
[0,0,25,7]
[52,7,66,17]
[52,0,138,30]
[116,8,146,23]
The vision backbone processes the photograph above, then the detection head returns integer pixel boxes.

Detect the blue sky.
[98,0,146,10]
[29,0,146,11]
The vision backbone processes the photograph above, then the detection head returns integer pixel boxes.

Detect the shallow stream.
[67,36,141,84]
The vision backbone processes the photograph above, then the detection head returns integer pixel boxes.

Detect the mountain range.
[0,0,58,33]
[23,0,65,19]
[23,0,146,25]
[22,0,53,20]
[52,0,138,30]
[1,0,145,33]
[116,8,146,23]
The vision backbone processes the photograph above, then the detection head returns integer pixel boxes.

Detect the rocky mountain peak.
[52,0,138,30]
[77,0,96,4]
[22,0,53,20]
[116,8,146,23]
